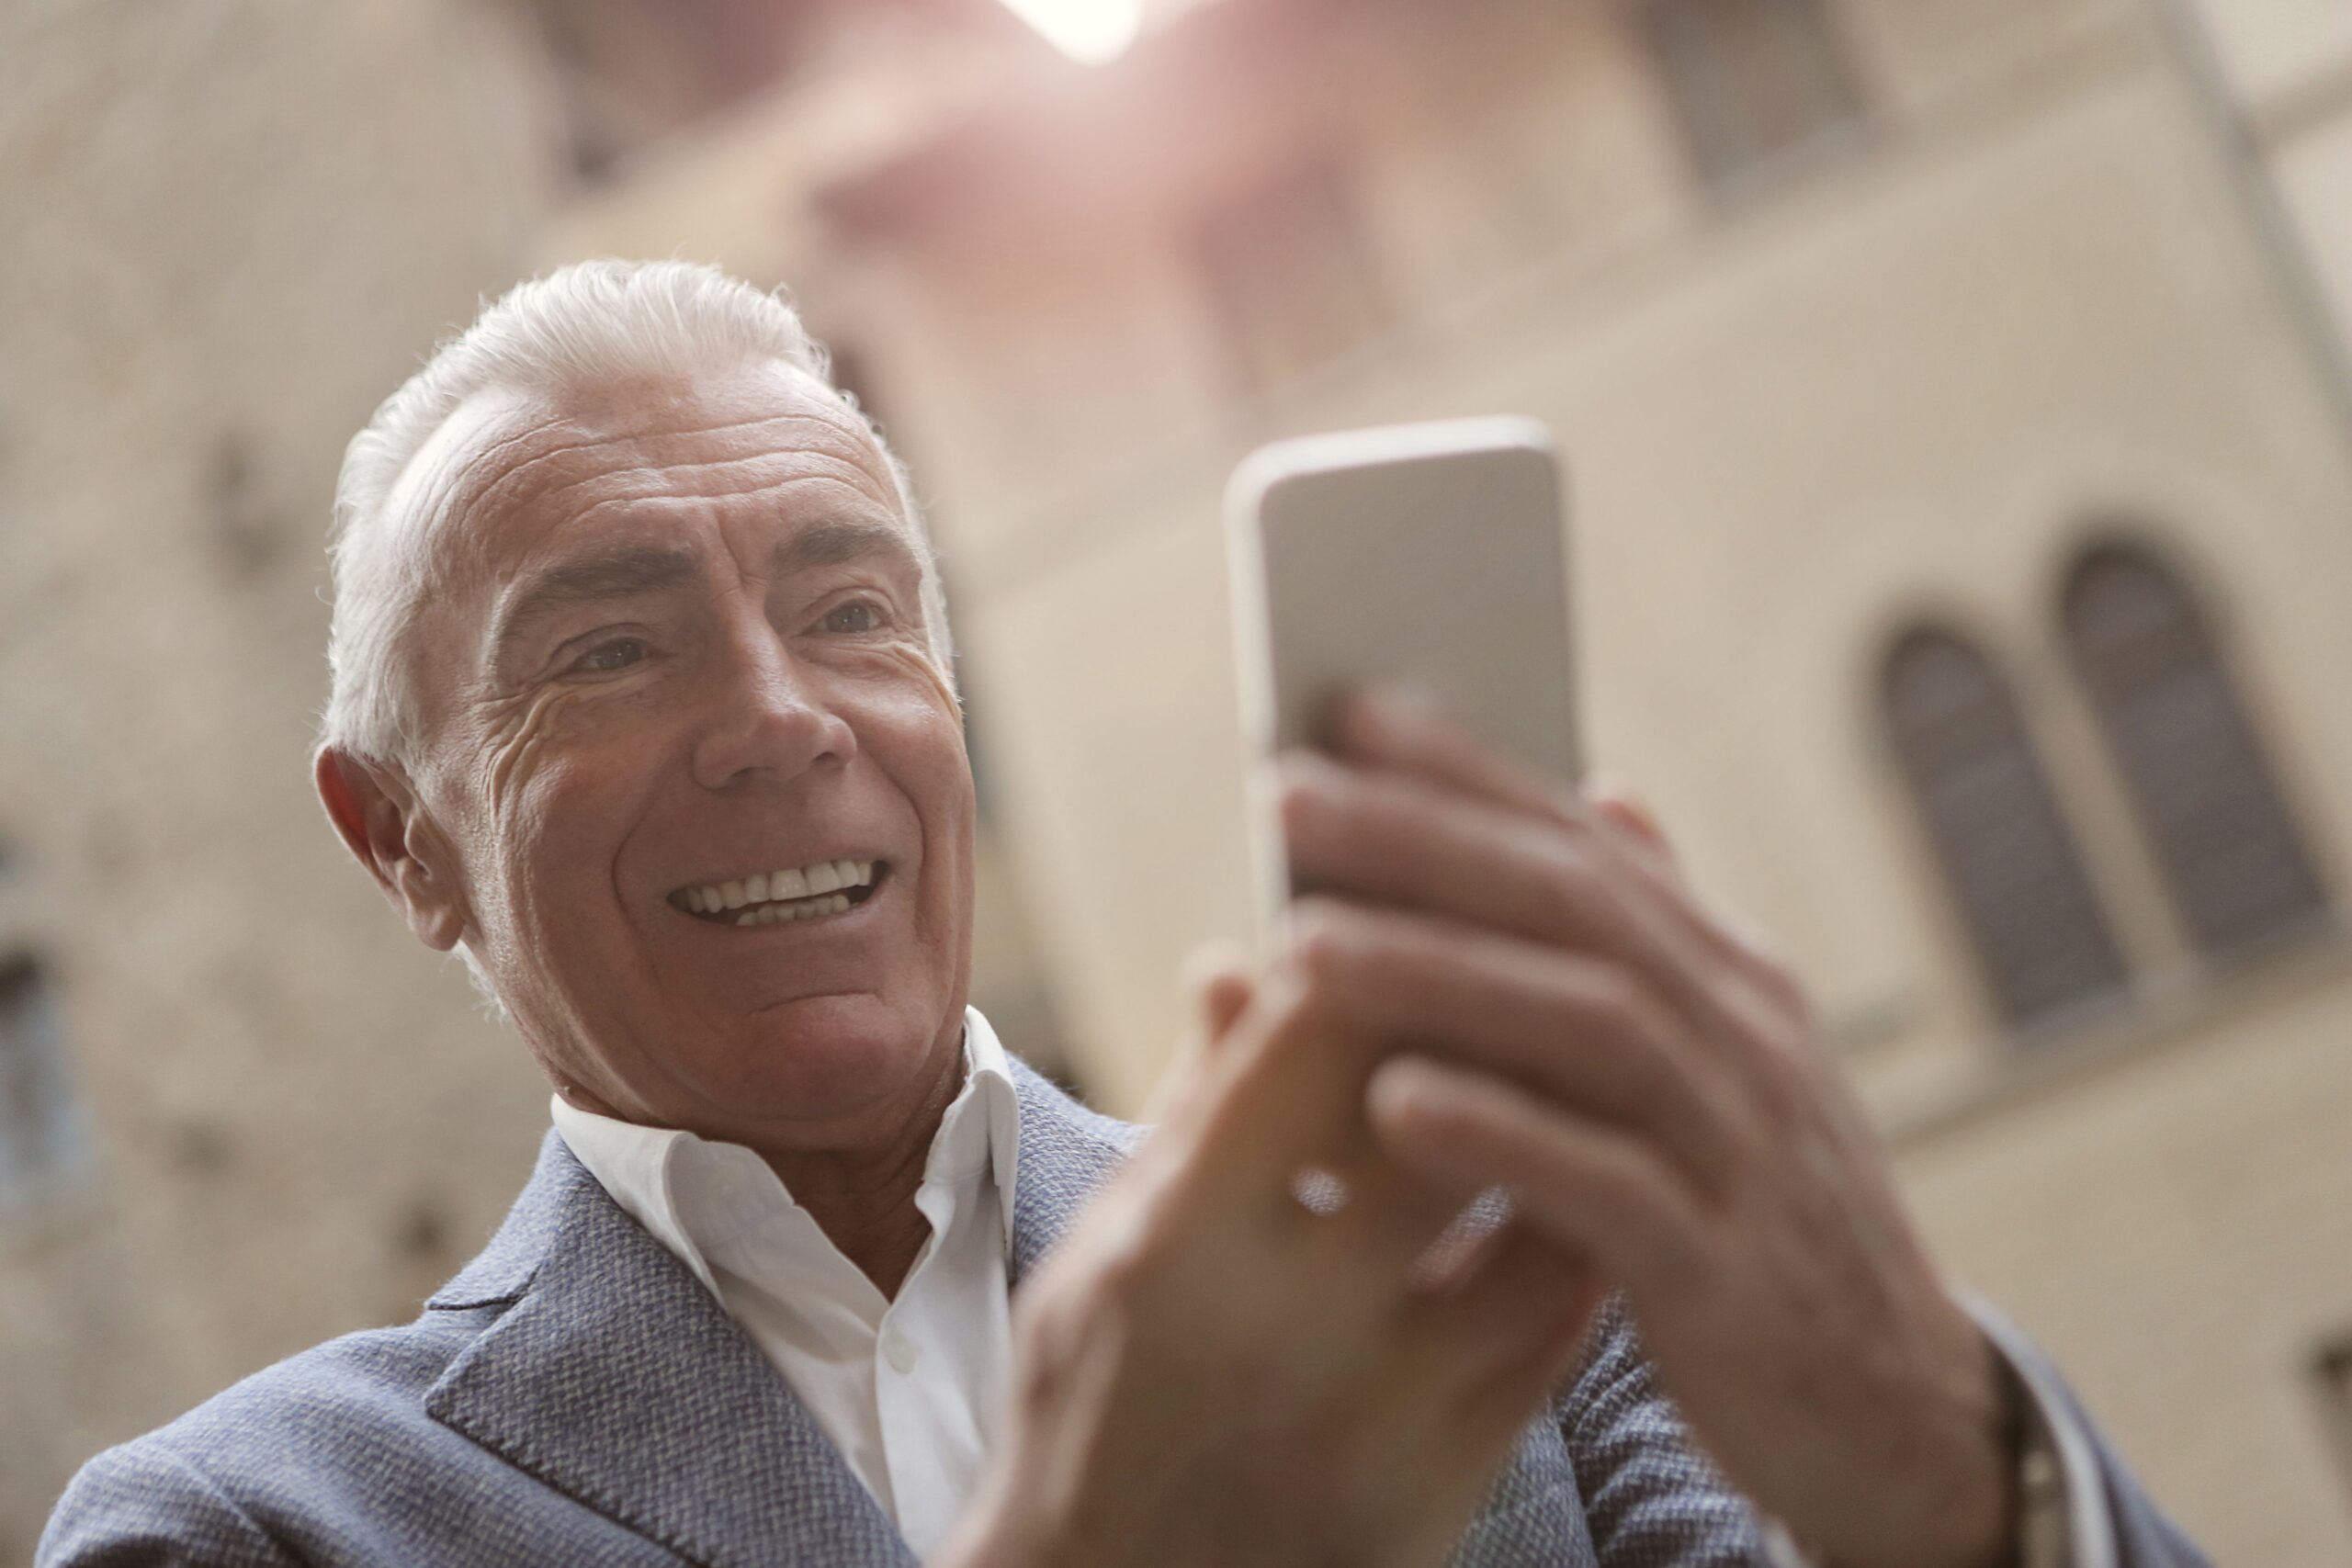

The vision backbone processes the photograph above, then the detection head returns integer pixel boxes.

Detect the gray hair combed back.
[322,258,950,766]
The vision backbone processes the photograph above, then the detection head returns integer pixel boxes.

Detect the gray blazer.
[41,1061,2207,1567]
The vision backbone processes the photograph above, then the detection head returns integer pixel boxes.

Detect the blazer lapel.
[418,1067,1141,1568]
[1002,1059,1144,1285]
[424,1134,914,1568]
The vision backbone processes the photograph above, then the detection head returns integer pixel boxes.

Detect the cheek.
[475,684,580,824]
[466,687,658,937]
[851,644,976,900]
[849,642,974,795]
[889,653,977,828]
[899,639,963,722]
[846,637,961,725]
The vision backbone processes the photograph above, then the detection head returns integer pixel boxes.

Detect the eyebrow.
[774,517,922,579]
[492,544,701,655]
[490,519,922,658]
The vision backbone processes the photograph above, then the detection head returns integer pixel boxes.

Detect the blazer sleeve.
[1965,1297,2216,1568]
[1555,1292,2218,1568]
[39,1442,295,1568]
[1555,1296,1772,1566]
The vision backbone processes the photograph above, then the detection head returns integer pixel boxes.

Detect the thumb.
[1145,941,1257,1122]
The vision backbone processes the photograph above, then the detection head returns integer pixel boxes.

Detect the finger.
[1332,686,1572,822]
[1146,944,1259,1124]
[1333,694,1719,1011]
[1163,965,1387,1227]
[1583,784,1809,1025]
[1367,1055,1708,1299]
[1324,694,1798,1021]
[1389,1222,1600,1451]
[1185,941,1258,1048]
[1586,780,1678,876]
[1282,750,1673,964]
[1408,1184,1517,1293]
[1282,752,1773,1068]
[1308,1145,1490,1285]
[1454,1226,1606,1404]
[1451,1278,1607,1459]
[1293,900,1746,1196]
[1184,956,1491,1302]
[1336,690,1681,914]
[1410,1219,1593,1351]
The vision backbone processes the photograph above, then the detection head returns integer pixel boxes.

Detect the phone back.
[1227,416,1579,937]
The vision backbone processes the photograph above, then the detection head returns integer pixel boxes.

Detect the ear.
[314,747,470,953]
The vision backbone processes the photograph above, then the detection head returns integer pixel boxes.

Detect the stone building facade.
[8,0,2352,1563]
[0,1,561,1554]
[540,0,2352,1560]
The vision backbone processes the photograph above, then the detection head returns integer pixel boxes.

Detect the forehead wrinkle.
[521,440,896,518]
[541,466,910,536]
[456,406,886,534]
[402,390,909,702]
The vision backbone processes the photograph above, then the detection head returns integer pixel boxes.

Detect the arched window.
[1637,0,1869,195]
[2061,541,2329,964]
[1883,627,2131,1033]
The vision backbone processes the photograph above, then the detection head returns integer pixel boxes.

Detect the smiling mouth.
[671,859,888,928]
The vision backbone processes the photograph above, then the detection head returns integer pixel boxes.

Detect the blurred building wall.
[2177,0,2352,350]
[545,0,2352,1560]
[0,1,563,1554]
[6,0,2352,1563]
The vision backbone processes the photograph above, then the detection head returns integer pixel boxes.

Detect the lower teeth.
[734,892,854,928]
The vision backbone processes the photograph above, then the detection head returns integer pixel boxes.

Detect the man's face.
[382,364,975,1151]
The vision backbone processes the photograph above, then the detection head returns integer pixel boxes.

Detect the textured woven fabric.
[40,1061,2203,1567]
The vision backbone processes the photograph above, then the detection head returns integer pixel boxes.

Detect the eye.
[573,637,648,673]
[820,599,887,635]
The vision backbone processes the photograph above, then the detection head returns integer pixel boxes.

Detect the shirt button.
[883,1330,921,1375]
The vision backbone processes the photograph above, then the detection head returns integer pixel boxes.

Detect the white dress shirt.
[549,1007,1022,1560]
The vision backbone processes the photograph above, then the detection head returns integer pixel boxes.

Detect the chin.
[714,991,957,1121]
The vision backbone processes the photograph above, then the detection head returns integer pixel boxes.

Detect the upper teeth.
[679,859,876,915]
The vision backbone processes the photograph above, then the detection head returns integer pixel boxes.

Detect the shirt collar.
[548,1006,1025,1280]
[954,1005,1023,1232]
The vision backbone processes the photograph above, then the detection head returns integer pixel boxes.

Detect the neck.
[755,1039,967,1299]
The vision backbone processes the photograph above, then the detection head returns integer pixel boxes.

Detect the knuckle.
[1713,913,1814,1014]
[1554,796,1606,840]
[1278,768,1346,848]
[1361,780,1421,840]
[1533,842,1597,932]
[1577,962,1658,1040]
[1737,1020,1822,1127]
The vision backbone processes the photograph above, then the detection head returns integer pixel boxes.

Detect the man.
[42,260,2210,1567]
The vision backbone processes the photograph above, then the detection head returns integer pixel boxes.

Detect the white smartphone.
[1225,415,1581,947]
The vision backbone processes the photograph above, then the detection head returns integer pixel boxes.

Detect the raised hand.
[937,936,1599,1568]
[1278,689,2015,1568]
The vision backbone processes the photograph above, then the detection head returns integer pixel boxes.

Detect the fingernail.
[1318,688,1396,759]
[1581,768,1631,803]
[1179,940,1251,994]
[1277,750,1341,799]
[1367,683,1438,728]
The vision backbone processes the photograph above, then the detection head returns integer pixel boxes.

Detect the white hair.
[322,257,952,768]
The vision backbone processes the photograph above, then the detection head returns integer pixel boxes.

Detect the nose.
[690,619,857,791]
